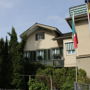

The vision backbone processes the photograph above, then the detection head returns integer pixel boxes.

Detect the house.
[21,22,76,67]
[21,23,64,67]
[21,4,90,77]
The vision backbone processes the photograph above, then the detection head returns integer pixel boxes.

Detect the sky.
[0,0,84,40]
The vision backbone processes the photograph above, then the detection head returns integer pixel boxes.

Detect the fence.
[74,82,90,90]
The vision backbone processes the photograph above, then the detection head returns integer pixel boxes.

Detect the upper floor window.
[65,42,75,54]
[36,32,45,40]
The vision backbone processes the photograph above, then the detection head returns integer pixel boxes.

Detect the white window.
[36,32,45,40]
[24,51,30,58]
[51,48,61,60]
[36,50,44,60]
[65,42,75,54]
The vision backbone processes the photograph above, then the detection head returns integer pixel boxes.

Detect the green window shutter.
[44,50,46,60]
[48,49,50,60]
[69,42,72,50]
[60,47,63,56]
[72,43,74,50]
[43,49,48,60]
[33,51,36,61]
[29,51,30,59]
[30,51,32,60]
[67,43,69,50]
[32,51,34,61]
[66,43,69,50]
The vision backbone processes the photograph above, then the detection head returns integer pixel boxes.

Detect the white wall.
[63,39,76,67]
[24,29,61,51]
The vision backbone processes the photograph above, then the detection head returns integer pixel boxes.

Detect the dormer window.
[36,32,45,40]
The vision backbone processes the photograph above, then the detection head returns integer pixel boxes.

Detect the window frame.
[36,32,45,41]
[65,42,76,55]
[51,48,62,60]
[36,50,45,61]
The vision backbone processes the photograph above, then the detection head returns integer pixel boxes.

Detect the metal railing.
[69,4,87,16]
[74,82,90,90]
[31,59,64,67]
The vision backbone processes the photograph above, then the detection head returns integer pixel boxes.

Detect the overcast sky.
[0,0,84,40]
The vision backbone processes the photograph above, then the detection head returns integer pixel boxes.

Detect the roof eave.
[53,36,72,40]
[53,32,72,40]
[20,23,62,38]
[66,14,88,28]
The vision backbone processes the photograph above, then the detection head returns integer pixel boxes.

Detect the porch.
[24,47,64,67]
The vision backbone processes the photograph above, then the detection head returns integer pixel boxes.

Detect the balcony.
[69,4,87,16]
[28,58,64,67]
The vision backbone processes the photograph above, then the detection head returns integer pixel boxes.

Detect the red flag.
[73,34,78,48]
[72,12,78,48]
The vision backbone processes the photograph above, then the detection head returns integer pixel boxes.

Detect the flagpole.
[86,0,90,32]
[72,11,78,83]
[75,48,78,83]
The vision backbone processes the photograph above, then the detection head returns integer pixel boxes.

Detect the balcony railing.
[69,4,87,16]
[29,59,64,67]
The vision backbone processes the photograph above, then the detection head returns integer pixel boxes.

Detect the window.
[24,51,36,61]
[36,50,44,60]
[36,32,45,40]
[24,48,63,61]
[24,52,27,58]
[65,42,75,54]
[30,51,36,61]
[51,48,61,60]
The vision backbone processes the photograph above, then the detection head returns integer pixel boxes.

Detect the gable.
[20,23,62,38]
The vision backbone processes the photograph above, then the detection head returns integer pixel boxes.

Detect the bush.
[36,67,76,90]
[28,79,49,90]
[78,69,90,84]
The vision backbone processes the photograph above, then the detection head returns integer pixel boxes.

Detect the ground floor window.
[24,47,63,61]
[24,51,30,58]
[51,48,62,60]
[24,51,36,61]
[36,50,44,60]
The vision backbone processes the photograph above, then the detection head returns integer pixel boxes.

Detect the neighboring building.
[21,4,90,77]
[66,4,90,78]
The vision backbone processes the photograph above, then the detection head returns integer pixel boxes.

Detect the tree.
[1,37,11,88]
[0,38,5,87]
[8,27,24,89]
